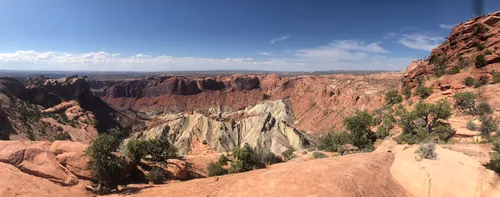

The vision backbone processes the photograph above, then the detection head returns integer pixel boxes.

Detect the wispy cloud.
[439,24,455,29]
[270,35,289,44]
[382,32,397,39]
[0,39,416,71]
[398,34,444,51]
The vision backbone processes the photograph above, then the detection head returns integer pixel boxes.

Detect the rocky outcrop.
[91,75,261,99]
[97,73,400,134]
[108,150,410,197]
[391,144,500,197]
[127,100,309,155]
[0,141,80,186]
[0,162,87,197]
[402,11,500,89]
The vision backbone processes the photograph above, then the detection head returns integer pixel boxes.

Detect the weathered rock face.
[391,144,500,197]
[91,75,260,98]
[126,100,309,155]
[96,73,400,134]
[0,141,84,186]
[402,11,500,89]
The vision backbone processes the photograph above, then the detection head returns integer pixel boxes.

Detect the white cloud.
[270,35,289,44]
[0,39,416,71]
[382,32,397,39]
[398,34,444,51]
[439,24,455,29]
[259,52,272,56]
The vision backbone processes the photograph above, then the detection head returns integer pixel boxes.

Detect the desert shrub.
[458,54,469,68]
[376,126,389,139]
[385,90,403,105]
[477,44,486,51]
[446,66,461,75]
[257,149,283,165]
[217,154,229,166]
[84,133,127,194]
[281,147,295,161]
[463,77,475,87]
[311,152,328,159]
[145,138,177,163]
[207,161,227,177]
[493,72,500,84]
[467,120,479,131]
[403,86,412,99]
[416,141,437,160]
[228,144,265,173]
[475,54,486,68]
[485,49,493,55]
[476,102,493,115]
[124,140,150,164]
[434,62,447,77]
[479,75,489,85]
[54,132,72,141]
[317,131,352,152]
[415,84,432,99]
[146,167,166,184]
[302,150,307,155]
[430,56,447,77]
[453,91,476,114]
[480,115,499,135]
[343,111,376,149]
[487,138,500,172]
[396,99,453,144]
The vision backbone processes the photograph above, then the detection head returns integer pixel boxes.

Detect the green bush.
[317,131,352,152]
[477,44,486,51]
[385,90,403,105]
[485,49,493,55]
[376,126,389,139]
[416,141,437,160]
[257,150,283,165]
[493,72,500,84]
[343,111,376,149]
[145,138,177,163]
[487,138,500,173]
[54,132,72,141]
[453,91,476,114]
[124,140,150,164]
[446,66,461,75]
[475,54,486,68]
[281,147,295,161]
[476,102,493,115]
[228,144,265,173]
[217,154,229,166]
[84,133,127,194]
[463,77,475,87]
[207,161,228,177]
[396,99,453,144]
[403,87,412,99]
[467,120,479,131]
[146,167,165,184]
[480,115,499,135]
[415,84,432,99]
[311,152,328,159]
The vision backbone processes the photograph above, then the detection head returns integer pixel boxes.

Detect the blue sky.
[0,0,499,71]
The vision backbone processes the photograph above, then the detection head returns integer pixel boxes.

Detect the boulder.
[50,140,88,155]
[55,152,92,180]
[0,141,79,186]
